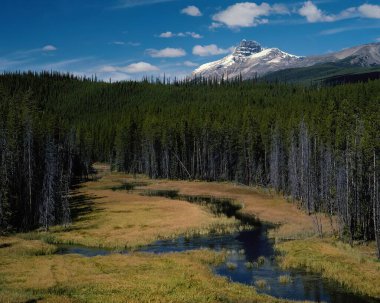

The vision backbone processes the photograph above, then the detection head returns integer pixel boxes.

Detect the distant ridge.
[193,40,380,81]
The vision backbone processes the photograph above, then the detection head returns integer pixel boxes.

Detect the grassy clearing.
[2,164,379,301]
[141,178,334,241]
[35,168,241,249]
[0,237,296,303]
[277,238,380,298]
[136,173,380,298]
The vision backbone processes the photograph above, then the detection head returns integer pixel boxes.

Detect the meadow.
[0,165,379,302]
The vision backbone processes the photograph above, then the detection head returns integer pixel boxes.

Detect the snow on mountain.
[193,40,302,79]
[192,40,380,80]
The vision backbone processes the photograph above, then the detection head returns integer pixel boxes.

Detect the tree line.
[0,72,378,257]
[0,80,90,231]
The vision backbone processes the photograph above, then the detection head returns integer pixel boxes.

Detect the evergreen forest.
[0,72,379,258]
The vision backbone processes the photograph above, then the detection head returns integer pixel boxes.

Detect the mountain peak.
[232,40,262,57]
[193,41,380,80]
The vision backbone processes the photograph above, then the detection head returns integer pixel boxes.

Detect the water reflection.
[57,228,378,303]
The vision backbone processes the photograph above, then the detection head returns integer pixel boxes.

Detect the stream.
[57,190,379,303]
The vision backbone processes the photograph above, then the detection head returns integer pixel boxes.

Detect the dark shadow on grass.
[69,190,105,223]
[110,181,149,192]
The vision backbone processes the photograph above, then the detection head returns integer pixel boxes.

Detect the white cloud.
[42,45,57,52]
[100,62,159,74]
[212,2,286,28]
[159,31,175,38]
[272,4,289,14]
[187,32,202,39]
[298,1,334,22]
[358,4,380,19]
[319,24,380,36]
[158,31,203,39]
[99,65,117,73]
[181,5,202,17]
[298,1,357,23]
[128,42,141,46]
[209,22,223,30]
[96,71,131,82]
[114,0,175,9]
[0,57,32,70]
[183,61,199,67]
[147,48,186,58]
[42,58,91,70]
[192,44,232,57]
[121,62,159,73]
[112,41,125,45]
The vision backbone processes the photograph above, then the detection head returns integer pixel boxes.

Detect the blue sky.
[1,0,380,81]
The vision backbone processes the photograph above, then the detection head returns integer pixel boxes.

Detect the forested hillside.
[0,72,379,257]
[0,73,91,231]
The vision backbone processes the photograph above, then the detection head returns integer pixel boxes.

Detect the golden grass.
[141,178,334,241]
[278,275,292,284]
[124,169,380,298]
[277,238,380,298]
[2,163,379,301]
[0,237,297,303]
[255,279,268,289]
[41,168,240,249]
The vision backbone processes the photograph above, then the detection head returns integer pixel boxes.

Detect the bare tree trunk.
[23,120,33,227]
[39,137,56,231]
[373,150,380,259]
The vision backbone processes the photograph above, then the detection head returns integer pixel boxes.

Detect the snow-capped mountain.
[193,40,380,80]
[294,42,380,68]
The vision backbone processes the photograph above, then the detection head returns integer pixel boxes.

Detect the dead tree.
[39,137,57,231]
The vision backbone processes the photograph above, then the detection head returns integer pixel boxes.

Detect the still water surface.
[58,190,379,303]
[58,226,378,303]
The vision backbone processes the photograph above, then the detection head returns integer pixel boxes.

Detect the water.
[57,190,379,303]
[57,227,378,303]
[57,245,111,257]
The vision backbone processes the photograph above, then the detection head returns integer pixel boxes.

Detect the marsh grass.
[141,190,245,219]
[245,262,254,269]
[226,262,238,270]
[0,242,283,303]
[278,275,292,284]
[4,165,379,301]
[277,239,380,298]
[255,279,268,289]
[257,256,266,266]
[0,237,57,256]
[34,170,243,249]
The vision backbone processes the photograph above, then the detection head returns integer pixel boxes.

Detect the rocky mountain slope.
[193,40,380,80]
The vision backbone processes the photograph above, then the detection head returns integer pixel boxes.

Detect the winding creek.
[57,189,379,303]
